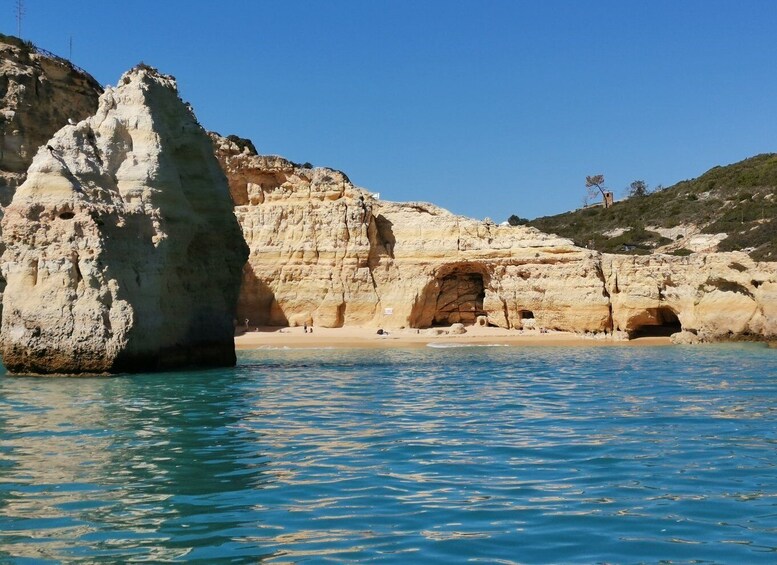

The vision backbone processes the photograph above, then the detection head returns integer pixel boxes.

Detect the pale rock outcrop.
[372,200,611,332]
[0,37,102,317]
[0,36,102,208]
[216,134,381,327]
[215,134,611,332]
[215,133,777,341]
[604,253,777,339]
[0,66,248,374]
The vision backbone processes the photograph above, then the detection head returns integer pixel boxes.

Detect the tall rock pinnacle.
[0,65,248,374]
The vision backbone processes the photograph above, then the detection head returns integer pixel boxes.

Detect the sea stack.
[0,65,248,375]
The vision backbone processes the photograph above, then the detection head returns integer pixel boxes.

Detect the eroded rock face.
[0,66,248,374]
[0,37,102,208]
[215,134,611,332]
[215,133,777,340]
[214,134,380,327]
[0,37,103,319]
[603,253,777,339]
[374,201,612,332]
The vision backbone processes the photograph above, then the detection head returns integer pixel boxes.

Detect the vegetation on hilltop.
[527,154,777,261]
[226,135,258,155]
[1,33,102,91]
[0,32,36,51]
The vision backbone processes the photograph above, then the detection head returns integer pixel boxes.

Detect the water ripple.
[1,345,776,563]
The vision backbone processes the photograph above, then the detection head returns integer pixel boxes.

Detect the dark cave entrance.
[432,271,486,326]
[629,307,682,338]
[409,263,492,328]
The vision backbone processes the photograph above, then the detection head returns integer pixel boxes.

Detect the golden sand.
[235,325,671,350]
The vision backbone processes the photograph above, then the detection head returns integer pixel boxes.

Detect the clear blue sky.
[7,0,777,221]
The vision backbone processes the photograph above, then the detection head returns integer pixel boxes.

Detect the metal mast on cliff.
[15,0,25,38]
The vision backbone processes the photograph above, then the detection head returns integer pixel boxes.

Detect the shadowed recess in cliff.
[410,263,490,328]
[374,214,396,258]
[627,306,682,339]
[237,263,287,327]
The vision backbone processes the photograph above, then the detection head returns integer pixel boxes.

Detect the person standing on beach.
[304,323,308,333]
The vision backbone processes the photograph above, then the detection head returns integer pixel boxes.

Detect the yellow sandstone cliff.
[214,134,777,341]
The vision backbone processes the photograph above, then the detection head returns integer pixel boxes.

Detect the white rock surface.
[0,38,102,207]
[0,66,248,374]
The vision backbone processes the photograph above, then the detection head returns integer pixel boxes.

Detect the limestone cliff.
[0,35,102,208]
[215,135,609,332]
[604,253,777,340]
[214,134,777,341]
[0,66,248,374]
[213,133,383,327]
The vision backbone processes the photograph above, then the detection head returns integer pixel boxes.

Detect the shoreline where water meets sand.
[235,325,672,350]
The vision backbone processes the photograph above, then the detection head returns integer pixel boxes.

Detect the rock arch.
[627,306,682,338]
[410,263,490,328]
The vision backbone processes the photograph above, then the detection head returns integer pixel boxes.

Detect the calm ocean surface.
[1,345,776,564]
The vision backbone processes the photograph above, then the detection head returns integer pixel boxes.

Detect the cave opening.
[629,307,682,338]
[431,271,486,326]
[519,309,536,329]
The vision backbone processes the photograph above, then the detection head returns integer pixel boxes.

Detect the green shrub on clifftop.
[526,154,777,260]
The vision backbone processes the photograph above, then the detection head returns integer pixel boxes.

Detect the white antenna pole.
[15,0,25,38]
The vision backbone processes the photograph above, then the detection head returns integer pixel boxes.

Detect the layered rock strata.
[0,36,102,209]
[604,253,777,339]
[0,36,103,319]
[0,67,248,374]
[215,134,777,340]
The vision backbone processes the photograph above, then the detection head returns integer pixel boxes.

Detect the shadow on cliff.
[237,263,287,328]
[373,214,395,259]
[409,262,491,328]
[48,149,85,192]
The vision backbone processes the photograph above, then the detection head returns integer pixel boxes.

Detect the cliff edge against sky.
[214,133,777,342]
[0,36,774,370]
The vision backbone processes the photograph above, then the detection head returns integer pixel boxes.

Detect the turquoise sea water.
[1,345,776,563]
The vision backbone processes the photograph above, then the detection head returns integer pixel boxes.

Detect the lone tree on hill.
[507,214,528,226]
[627,180,649,198]
[585,174,611,208]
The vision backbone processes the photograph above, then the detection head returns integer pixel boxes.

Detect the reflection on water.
[1,345,776,563]
[1,370,271,562]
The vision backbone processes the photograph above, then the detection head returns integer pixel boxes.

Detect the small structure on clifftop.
[0,65,249,375]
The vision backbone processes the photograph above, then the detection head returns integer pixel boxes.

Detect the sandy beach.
[235,325,671,350]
